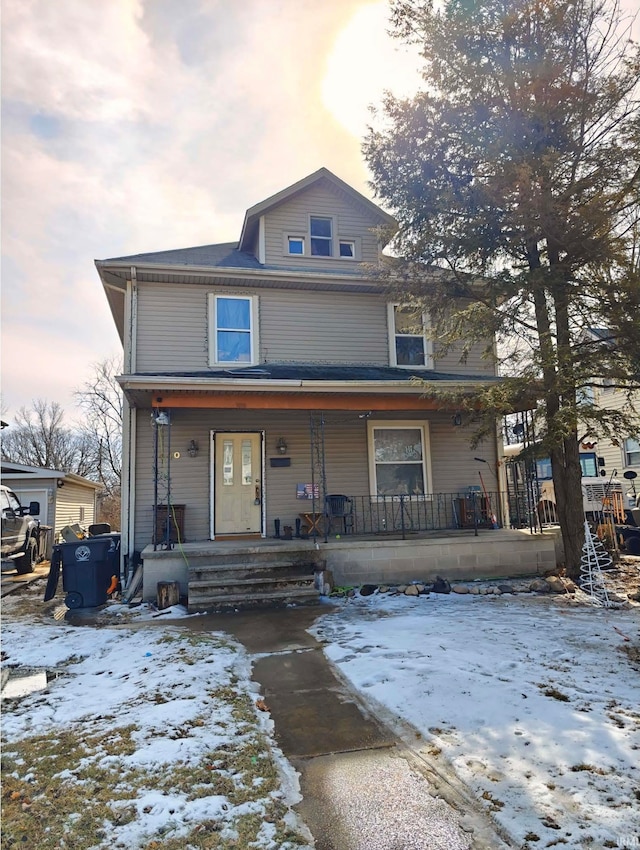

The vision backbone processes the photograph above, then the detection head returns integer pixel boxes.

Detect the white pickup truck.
[1,484,41,574]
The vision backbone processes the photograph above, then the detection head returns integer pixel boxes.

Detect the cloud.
[1,0,385,416]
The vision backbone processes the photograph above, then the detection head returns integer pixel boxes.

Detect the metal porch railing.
[317,491,503,541]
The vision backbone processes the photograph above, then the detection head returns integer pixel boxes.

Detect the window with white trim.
[624,437,640,467]
[287,236,304,255]
[388,304,433,368]
[208,294,258,366]
[339,240,355,257]
[310,216,333,256]
[367,421,432,497]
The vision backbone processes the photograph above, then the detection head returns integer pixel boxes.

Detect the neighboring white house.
[581,329,640,504]
[1,462,102,555]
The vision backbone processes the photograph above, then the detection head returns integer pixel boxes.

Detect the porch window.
[388,304,433,368]
[368,421,432,497]
[208,294,258,366]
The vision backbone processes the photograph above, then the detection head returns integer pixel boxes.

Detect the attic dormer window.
[310,216,332,256]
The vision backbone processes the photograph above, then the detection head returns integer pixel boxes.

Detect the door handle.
[254,485,261,506]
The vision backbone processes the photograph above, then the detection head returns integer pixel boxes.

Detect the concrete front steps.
[186,545,325,613]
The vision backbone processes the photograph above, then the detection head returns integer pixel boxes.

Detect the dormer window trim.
[310,215,334,256]
[387,303,434,369]
[283,215,360,260]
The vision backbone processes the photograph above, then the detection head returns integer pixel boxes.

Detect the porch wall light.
[276,437,288,455]
[188,440,199,458]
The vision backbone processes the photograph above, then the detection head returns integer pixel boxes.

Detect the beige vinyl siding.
[591,387,640,477]
[136,278,496,376]
[136,283,390,370]
[264,183,381,269]
[55,483,97,536]
[259,290,388,364]
[132,408,496,550]
[136,282,209,371]
[433,342,497,376]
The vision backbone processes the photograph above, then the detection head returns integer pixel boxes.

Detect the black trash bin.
[56,535,120,609]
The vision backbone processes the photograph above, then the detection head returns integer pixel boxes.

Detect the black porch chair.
[324,494,354,535]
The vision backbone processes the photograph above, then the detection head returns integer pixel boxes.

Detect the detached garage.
[1,462,102,556]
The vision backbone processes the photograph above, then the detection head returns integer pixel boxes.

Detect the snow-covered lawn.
[1,613,311,849]
[2,584,639,849]
[311,591,640,849]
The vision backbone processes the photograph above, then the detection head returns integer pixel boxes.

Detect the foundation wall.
[140,529,559,601]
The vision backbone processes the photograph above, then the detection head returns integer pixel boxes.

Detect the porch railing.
[313,491,503,541]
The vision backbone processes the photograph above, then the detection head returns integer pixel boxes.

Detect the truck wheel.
[16,537,37,575]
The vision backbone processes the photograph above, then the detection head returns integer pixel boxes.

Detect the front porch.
[141,527,559,611]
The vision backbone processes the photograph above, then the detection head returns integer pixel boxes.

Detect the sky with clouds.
[1,0,419,422]
[2,0,637,425]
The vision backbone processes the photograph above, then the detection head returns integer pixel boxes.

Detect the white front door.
[211,432,263,536]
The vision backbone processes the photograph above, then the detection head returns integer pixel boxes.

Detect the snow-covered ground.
[2,585,639,849]
[311,591,640,849]
[1,611,312,849]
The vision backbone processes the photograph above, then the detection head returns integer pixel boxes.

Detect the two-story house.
[96,168,556,609]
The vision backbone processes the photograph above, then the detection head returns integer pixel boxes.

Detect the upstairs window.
[209,294,257,365]
[388,304,433,368]
[339,240,355,257]
[310,216,332,256]
[624,437,640,467]
[288,236,304,255]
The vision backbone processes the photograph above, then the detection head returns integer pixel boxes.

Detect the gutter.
[95,260,380,286]
[117,375,498,396]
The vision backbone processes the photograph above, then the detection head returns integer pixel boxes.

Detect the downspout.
[121,267,138,584]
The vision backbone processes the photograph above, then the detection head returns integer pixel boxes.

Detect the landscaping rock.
[378,585,390,593]
[545,575,568,593]
[432,576,451,594]
[469,586,480,595]
[452,584,470,594]
[530,579,552,593]
[359,584,378,597]
[498,584,515,594]
[397,585,408,593]
[405,585,420,596]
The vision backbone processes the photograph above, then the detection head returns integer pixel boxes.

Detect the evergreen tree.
[364,0,640,577]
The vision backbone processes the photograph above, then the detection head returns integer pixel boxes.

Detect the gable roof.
[238,167,396,252]
[1,461,102,489]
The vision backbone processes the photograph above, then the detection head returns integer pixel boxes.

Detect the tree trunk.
[550,435,585,580]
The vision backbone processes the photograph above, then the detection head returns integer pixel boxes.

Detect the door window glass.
[223,440,234,485]
[242,440,252,485]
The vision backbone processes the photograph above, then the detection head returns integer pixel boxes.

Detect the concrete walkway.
[186,605,513,850]
[58,590,513,848]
